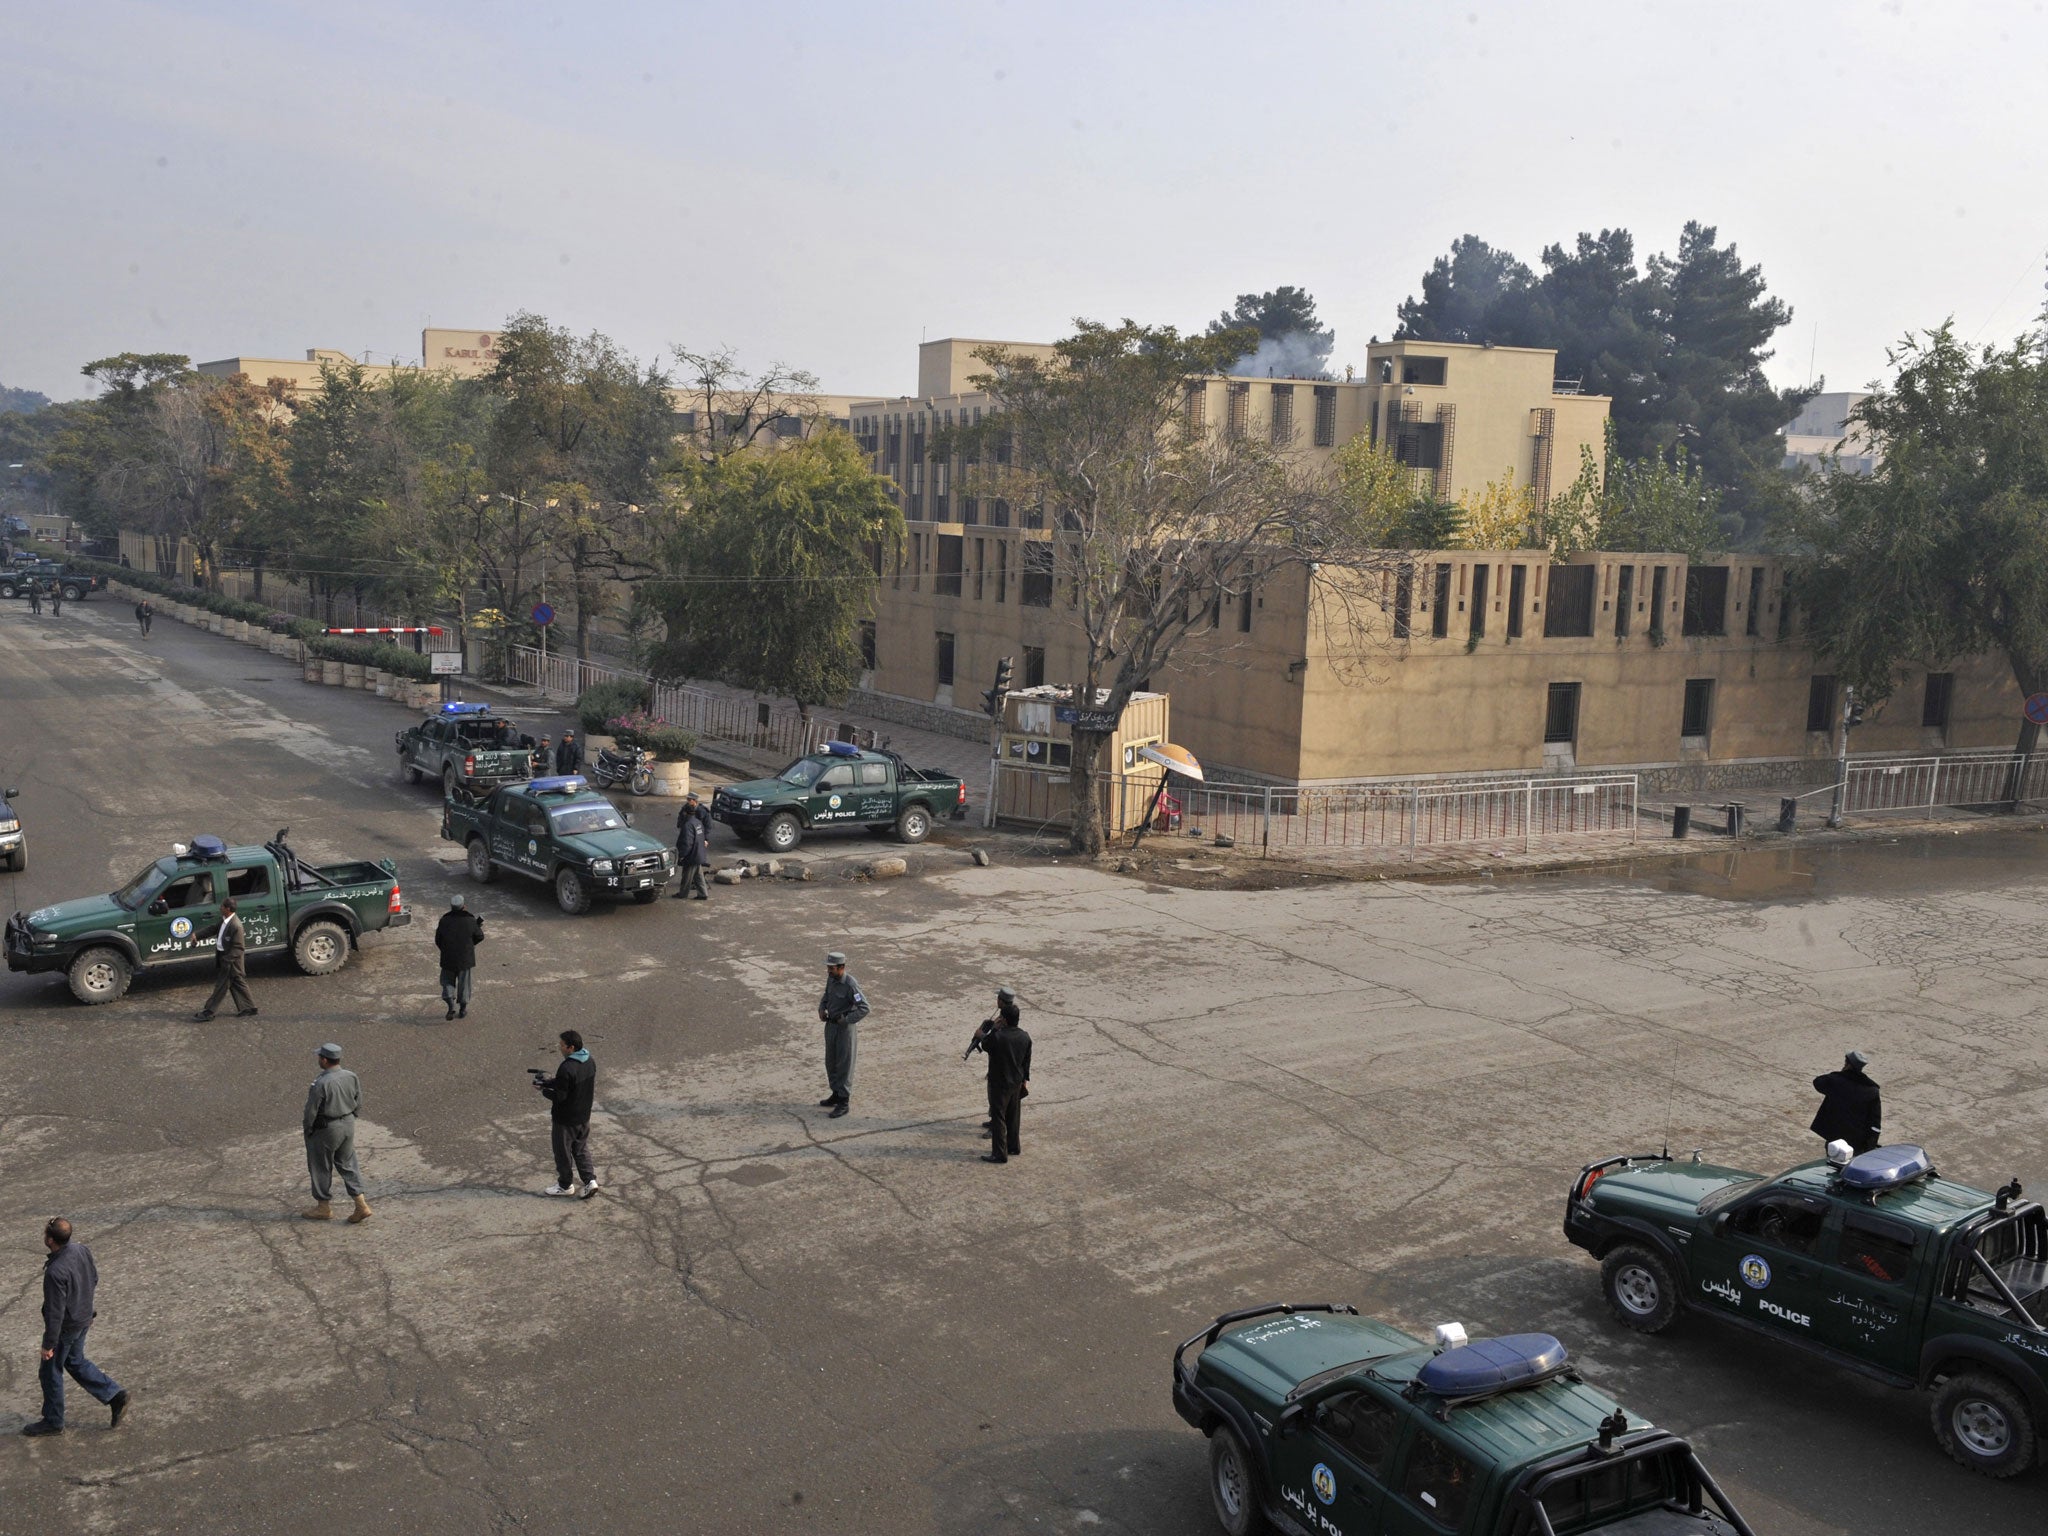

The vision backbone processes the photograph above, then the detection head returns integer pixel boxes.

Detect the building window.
[1682,565,1730,637]
[1614,564,1634,638]
[936,533,963,597]
[1313,385,1337,448]
[973,538,985,600]
[910,531,922,590]
[1468,563,1489,640]
[1269,385,1294,446]
[859,620,877,670]
[996,539,1008,602]
[1543,565,1595,638]
[1544,682,1581,745]
[1506,564,1528,639]
[1401,356,1448,386]
[1806,674,1835,733]
[1184,385,1206,433]
[1021,542,1054,607]
[1023,645,1045,688]
[1226,383,1250,439]
[1745,566,1764,637]
[1430,562,1452,639]
[1681,678,1714,741]
[1393,421,1443,471]
[1393,562,1414,640]
[934,631,955,687]
[1238,578,1254,633]
[1923,671,1954,732]
[1649,566,1668,642]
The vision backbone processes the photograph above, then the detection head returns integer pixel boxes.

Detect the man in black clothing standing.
[555,730,582,775]
[1811,1050,1882,1155]
[537,1029,599,1198]
[979,987,1031,1164]
[674,793,711,900]
[433,893,484,1018]
[193,897,256,1021]
[23,1218,129,1436]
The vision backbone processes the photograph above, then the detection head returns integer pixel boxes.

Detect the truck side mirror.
[1276,1402,1305,1438]
[149,899,168,915]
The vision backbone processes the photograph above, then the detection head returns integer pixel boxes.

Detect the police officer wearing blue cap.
[302,1043,371,1223]
[817,952,868,1118]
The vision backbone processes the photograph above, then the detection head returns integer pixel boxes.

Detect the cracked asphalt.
[3,598,2046,1534]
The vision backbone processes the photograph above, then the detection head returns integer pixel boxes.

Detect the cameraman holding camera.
[967,985,1030,1165]
[533,1030,599,1198]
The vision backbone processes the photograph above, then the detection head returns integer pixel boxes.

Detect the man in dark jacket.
[193,897,256,1021]
[673,793,711,900]
[24,1218,129,1435]
[135,599,153,636]
[433,893,485,1019]
[979,988,1032,1164]
[1811,1051,1882,1155]
[555,730,582,774]
[538,1029,599,1198]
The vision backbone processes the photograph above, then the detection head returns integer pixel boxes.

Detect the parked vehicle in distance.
[1173,1302,1754,1535]
[710,741,968,854]
[0,787,23,871]
[396,701,539,792]
[6,830,409,1004]
[1565,1140,2048,1477]
[0,560,103,600]
[441,775,675,914]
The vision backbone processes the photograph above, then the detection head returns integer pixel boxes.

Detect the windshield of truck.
[1697,1166,1803,1215]
[549,804,623,835]
[458,719,514,747]
[776,759,822,787]
[112,857,174,910]
[1533,1448,1687,1532]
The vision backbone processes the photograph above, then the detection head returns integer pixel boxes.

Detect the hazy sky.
[5,1,2047,404]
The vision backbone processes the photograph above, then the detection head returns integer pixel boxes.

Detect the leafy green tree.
[1397,223,1811,541]
[0,384,51,415]
[955,320,1395,854]
[649,430,901,718]
[1776,323,2048,757]
[1206,286,1335,375]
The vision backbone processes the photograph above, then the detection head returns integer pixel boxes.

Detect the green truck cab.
[1565,1142,2048,1477]
[1173,1302,1753,1536]
[5,831,409,1005]
[397,701,539,793]
[442,774,675,914]
[710,740,968,854]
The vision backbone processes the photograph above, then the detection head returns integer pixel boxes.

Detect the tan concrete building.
[1783,390,1878,475]
[196,328,502,397]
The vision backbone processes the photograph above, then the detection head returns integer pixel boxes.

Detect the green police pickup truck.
[0,561,104,601]
[397,701,539,792]
[1566,1141,2048,1477]
[1173,1302,1754,1536]
[5,831,410,1005]
[710,741,968,854]
[443,774,675,914]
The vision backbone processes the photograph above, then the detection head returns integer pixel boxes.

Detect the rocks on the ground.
[866,856,908,880]
[713,867,745,885]
[779,861,813,880]
[970,848,992,866]
[1213,833,1235,849]
[753,858,782,877]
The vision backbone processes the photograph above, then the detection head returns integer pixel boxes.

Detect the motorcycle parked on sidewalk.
[592,743,656,796]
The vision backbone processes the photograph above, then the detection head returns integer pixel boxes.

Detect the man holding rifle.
[966,985,1031,1164]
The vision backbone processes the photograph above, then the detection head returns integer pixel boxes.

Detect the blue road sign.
[531,602,555,627]
[2026,693,2048,725]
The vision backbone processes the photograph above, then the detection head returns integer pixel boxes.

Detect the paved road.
[3,597,2045,1534]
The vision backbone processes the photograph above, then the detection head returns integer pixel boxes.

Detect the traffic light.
[981,655,1015,718]
[1845,686,1866,730]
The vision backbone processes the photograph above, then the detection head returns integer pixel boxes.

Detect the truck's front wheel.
[67,946,132,1006]
[292,920,350,976]
[404,761,423,784]
[1207,1423,1268,1536]
[1932,1372,2038,1477]
[555,868,592,915]
[467,839,496,883]
[764,812,802,853]
[895,805,932,844]
[1600,1244,1679,1334]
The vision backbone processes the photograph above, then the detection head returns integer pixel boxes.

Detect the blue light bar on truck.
[527,776,589,795]
[440,701,492,716]
[825,740,860,756]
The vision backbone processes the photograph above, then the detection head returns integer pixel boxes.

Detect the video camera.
[527,1067,551,1093]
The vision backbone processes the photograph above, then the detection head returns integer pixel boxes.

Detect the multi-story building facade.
[1783,391,1878,475]
[849,339,2014,789]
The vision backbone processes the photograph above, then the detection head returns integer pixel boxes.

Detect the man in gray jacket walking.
[22,1219,129,1436]
[303,1042,372,1223]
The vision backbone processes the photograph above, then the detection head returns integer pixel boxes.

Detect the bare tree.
[671,346,824,460]
[957,321,1398,854]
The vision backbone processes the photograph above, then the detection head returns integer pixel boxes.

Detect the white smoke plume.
[1228,331,1334,379]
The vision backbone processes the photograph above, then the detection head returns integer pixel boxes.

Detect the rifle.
[964,1017,999,1061]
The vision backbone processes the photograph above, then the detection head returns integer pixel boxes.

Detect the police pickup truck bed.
[6,831,409,1005]
[442,775,674,914]
[397,701,539,792]
[711,741,968,854]
[1565,1141,2048,1477]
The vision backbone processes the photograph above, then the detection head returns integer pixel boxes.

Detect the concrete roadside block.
[867,857,908,880]
[971,848,992,866]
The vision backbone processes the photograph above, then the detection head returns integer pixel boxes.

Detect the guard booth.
[993,686,1169,834]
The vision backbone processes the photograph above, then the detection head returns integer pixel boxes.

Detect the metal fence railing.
[1840,750,2048,814]
[506,645,828,762]
[995,765,1639,855]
